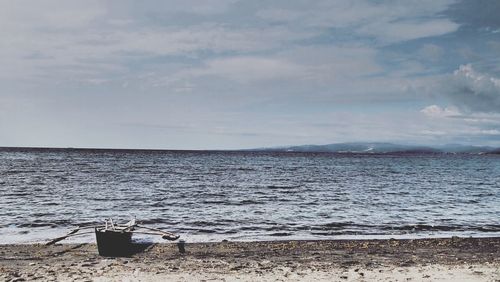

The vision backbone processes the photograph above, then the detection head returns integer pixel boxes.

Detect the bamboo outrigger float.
[46,218,179,256]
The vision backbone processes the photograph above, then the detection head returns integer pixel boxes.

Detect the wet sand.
[1,237,499,281]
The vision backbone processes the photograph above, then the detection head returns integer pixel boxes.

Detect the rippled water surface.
[1,148,499,243]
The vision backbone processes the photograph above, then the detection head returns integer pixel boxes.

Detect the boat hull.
[95,228,133,257]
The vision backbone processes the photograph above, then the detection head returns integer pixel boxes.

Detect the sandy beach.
[1,237,499,281]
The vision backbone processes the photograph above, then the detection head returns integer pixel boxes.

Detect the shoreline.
[1,237,499,281]
[3,226,500,245]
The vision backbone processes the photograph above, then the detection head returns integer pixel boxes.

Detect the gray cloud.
[439,64,500,113]
[447,0,500,29]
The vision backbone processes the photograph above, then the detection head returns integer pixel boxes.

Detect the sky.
[0,0,499,150]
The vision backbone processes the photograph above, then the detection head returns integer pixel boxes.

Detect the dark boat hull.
[95,228,133,257]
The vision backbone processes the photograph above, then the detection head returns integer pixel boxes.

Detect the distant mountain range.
[246,142,500,154]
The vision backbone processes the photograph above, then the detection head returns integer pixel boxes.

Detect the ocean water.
[1,148,499,244]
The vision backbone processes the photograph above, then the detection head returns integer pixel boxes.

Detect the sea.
[1,148,499,244]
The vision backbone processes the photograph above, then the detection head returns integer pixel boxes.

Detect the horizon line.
[0,142,498,153]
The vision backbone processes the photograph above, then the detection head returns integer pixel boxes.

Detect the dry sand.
[1,237,499,281]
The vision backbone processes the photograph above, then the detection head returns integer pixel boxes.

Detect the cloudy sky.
[1,0,499,149]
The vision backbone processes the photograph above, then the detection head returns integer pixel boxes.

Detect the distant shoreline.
[1,145,499,155]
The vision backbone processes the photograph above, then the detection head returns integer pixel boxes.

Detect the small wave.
[201,200,227,204]
[266,185,301,189]
[17,219,73,228]
[310,222,362,231]
[17,223,57,228]
[195,229,218,234]
[381,224,500,232]
[269,232,292,237]
[477,225,500,232]
[187,220,228,227]
[137,219,180,225]
[238,226,258,231]
[32,212,55,217]
[4,192,31,197]
[4,170,34,175]
[232,200,262,205]
[42,202,60,206]
[311,231,361,236]
[180,227,219,234]
[264,226,288,232]
[222,229,238,234]
[383,224,459,232]
[234,167,256,171]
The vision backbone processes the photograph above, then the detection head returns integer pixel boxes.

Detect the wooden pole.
[136,225,180,240]
[45,227,80,245]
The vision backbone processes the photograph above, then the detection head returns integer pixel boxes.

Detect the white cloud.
[0,22,313,85]
[357,19,459,44]
[147,44,419,108]
[257,0,459,44]
[421,105,461,118]
[152,56,307,88]
[418,103,500,145]
[278,46,382,81]
[201,57,305,83]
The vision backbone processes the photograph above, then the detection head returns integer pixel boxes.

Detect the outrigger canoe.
[46,218,179,256]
